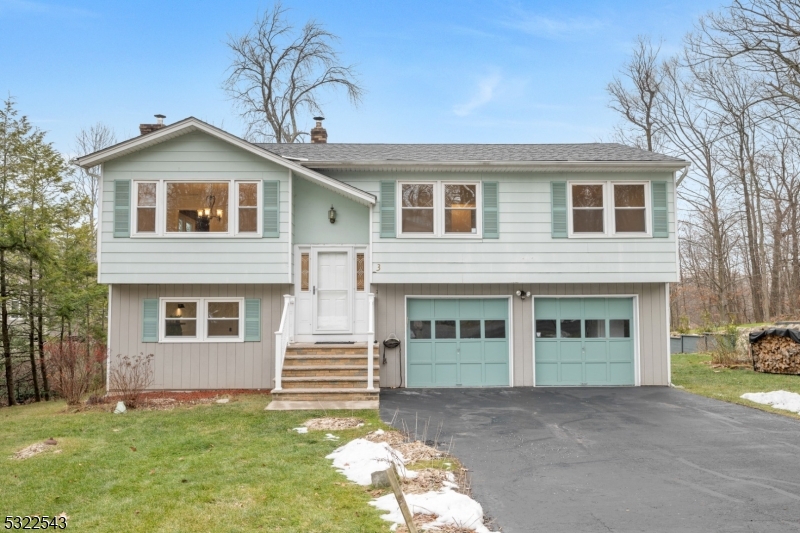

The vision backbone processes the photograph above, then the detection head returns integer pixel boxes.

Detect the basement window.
[160,298,244,342]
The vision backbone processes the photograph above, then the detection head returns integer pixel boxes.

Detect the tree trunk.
[38,282,48,401]
[27,258,40,402]
[1,249,14,406]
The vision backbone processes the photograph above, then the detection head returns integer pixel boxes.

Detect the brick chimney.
[310,116,327,144]
[139,114,166,135]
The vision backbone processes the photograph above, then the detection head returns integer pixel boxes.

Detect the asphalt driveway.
[380,387,800,532]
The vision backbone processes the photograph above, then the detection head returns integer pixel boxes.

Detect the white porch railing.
[367,293,375,390]
[274,295,295,392]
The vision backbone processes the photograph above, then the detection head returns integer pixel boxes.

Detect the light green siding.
[100,131,291,284]
[292,176,369,244]
[329,171,678,285]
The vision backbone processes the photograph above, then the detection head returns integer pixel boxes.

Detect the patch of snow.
[325,433,340,441]
[326,438,416,485]
[371,486,492,533]
[216,398,229,404]
[292,427,308,434]
[741,390,800,413]
[373,429,385,436]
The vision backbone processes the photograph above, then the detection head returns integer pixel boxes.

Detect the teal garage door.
[535,298,635,386]
[407,299,509,387]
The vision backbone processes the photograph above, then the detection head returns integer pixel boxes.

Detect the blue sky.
[1,0,724,155]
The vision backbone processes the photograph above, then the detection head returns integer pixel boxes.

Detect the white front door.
[313,249,352,333]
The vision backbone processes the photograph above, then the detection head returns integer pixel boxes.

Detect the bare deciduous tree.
[607,35,665,152]
[689,0,800,112]
[74,123,116,232]
[224,2,363,143]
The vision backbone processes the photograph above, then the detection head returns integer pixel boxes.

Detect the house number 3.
[374,264,381,272]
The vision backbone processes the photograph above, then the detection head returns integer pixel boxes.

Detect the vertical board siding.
[373,282,669,387]
[110,284,289,390]
[100,132,291,284]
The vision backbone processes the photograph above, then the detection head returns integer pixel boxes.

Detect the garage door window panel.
[536,320,557,338]
[609,319,631,338]
[460,320,481,339]
[585,319,606,338]
[410,320,431,339]
[560,319,581,338]
[435,320,457,339]
[485,320,506,339]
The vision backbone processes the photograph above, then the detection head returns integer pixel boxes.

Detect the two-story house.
[76,116,687,409]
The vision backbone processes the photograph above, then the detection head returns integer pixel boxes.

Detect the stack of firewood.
[751,331,800,374]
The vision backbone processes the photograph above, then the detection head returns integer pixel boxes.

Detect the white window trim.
[158,297,245,343]
[611,181,650,237]
[396,181,482,239]
[235,181,262,236]
[131,180,262,238]
[567,181,651,238]
[132,181,159,236]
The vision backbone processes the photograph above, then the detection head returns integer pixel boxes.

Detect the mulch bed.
[84,389,271,411]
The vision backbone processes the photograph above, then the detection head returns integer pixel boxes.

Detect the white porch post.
[367,293,375,390]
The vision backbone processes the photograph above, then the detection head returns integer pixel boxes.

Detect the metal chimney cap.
[313,116,325,121]
[154,114,166,125]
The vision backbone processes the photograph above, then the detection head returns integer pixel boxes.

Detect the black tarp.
[749,328,800,344]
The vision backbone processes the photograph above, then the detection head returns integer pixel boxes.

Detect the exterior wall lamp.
[516,290,531,300]
[329,205,336,224]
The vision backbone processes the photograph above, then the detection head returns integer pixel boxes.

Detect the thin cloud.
[500,9,607,40]
[453,73,502,117]
[0,0,98,18]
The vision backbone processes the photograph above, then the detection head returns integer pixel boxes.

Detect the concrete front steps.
[266,343,380,410]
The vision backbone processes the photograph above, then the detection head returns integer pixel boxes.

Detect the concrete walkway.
[380,387,800,533]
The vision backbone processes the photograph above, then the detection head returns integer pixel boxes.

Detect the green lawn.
[1,396,392,532]
[672,353,800,419]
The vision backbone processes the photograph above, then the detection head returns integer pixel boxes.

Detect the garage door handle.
[313,286,316,295]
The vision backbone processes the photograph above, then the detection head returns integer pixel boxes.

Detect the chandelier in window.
[197,195,224,223]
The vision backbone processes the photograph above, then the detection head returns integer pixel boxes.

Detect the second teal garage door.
[407,298,509,387]
[535,298,635,386]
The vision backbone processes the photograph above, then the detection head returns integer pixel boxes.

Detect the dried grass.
[365,429,405,446]
[401,468,454,494]
[396,440,443,464]
[395,514,477,533]
[12,440,58,460]
[302,417,364,431]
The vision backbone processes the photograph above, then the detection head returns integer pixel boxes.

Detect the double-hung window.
[160,298,244,342]
[398,181,480,237]
[569,182,649,237]
[132,180,261,236]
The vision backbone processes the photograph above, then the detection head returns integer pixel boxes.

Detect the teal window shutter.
[380,181,396,238]
[114,180,131,238]
[551,182,568,238]
[142,299,159,342]
[482,181,499,238]
[244,299,261,342]
[263,180,280,237]
[652,181,668,238]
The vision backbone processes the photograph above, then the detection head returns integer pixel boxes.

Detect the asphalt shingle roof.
[257,143,683,163]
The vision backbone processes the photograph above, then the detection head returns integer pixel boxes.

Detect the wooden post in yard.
[384,466,417,533]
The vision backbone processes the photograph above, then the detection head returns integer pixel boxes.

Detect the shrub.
[109,353,154,408]
[709,323,740,367]
[45,339,106,406]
